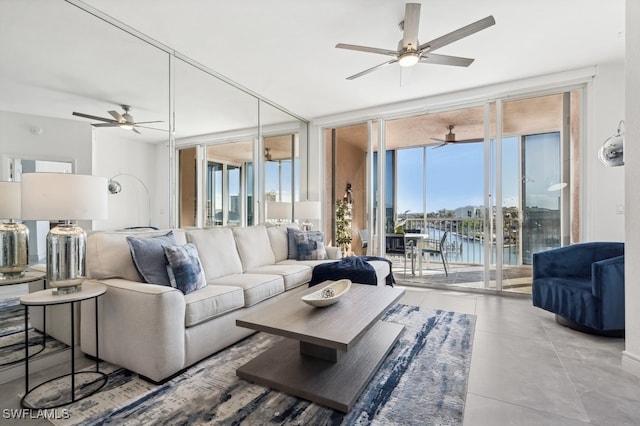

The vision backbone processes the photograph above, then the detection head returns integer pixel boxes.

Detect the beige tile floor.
[2,286,639,425]
[397,285,640,426]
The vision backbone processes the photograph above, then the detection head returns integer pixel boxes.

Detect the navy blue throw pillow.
[126,232,177,286]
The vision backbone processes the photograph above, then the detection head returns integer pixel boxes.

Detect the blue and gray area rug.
[0,298,67,365]
[49,304,476,426]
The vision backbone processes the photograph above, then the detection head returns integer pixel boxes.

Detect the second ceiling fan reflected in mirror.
[72,105,164,134]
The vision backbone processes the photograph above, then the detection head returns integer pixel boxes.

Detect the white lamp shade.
[21,173,108,221]
[266,201,292,220]
[295,200,321,220]
[0,181,21,219]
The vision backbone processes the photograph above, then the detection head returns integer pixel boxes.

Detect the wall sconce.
[598,120,624,167]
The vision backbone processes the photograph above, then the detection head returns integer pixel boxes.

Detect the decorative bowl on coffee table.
[302,279,352,307]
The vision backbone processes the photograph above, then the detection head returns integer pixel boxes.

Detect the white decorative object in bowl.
[301,279,352,307]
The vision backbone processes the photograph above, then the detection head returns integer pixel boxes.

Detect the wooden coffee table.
[236,282,405,412]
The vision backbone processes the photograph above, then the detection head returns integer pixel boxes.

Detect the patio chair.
[403,230,422,278]
[358,229,368,255]
[422,231,449,276]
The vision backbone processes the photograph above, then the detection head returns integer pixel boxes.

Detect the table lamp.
[0,182,29,279]
[21,173,108,294]
[266,201,292,223]
[295,201,321,231]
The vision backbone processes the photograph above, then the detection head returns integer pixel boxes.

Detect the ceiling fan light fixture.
[120,124,133,130]
[398,52,420,67]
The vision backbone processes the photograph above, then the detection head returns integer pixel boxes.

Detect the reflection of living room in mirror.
[266,201,291,224]
[0,182,29,280]
[21,173,108,294]
[108,173,152,229]
[295,200,321,231]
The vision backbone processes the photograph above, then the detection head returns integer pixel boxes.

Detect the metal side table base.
[20,282,108,409]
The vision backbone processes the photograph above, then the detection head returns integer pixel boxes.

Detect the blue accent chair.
[532,242,625,335]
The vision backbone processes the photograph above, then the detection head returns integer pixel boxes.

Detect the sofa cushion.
[232,226,276,271]
[209,273,284,307]
[246,263,312,290]
[126,231,177,286]
[183,285,244,327]
[164,243,207,295]
[87,229,186,281]
[266,226,289,262]
[186,228,243,280]
[295,231,328,261]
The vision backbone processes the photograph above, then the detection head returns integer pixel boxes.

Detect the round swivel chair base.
[555,315,624,338]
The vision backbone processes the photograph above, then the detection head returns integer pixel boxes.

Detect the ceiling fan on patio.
[430,125,483,148]
[72,105,163,134]
[335,3,495,80]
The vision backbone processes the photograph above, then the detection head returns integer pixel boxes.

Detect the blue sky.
[397,137,524,214]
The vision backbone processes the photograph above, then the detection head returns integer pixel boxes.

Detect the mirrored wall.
[0,0,308,378]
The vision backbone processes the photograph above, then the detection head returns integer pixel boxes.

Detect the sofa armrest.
[592,255,625,330]
[326,246,343,260]
[80,278,187,383]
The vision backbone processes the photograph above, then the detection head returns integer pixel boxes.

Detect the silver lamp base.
[47,222,87,294]
[0,221,29,280]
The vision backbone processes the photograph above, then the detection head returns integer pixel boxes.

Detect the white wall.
[154,142,172,229]
[587,61,626,241]
[0,110,92,178]
[623,0,640,377]
[92,131,163,230]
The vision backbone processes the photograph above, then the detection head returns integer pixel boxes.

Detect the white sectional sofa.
[79,225,390,383]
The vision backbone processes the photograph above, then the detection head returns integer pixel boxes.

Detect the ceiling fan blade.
[72,111,116,123]
[134,125,170,132]
[336,43,397,57]
[402,3,421,50]
[108,110,126,123]
[453,138,484,143]
[131,120,164,125]
[91,123,120,127]
[132,127,142,134]
[418,15,495,53]
[420,53,475,67]
[346,59,397,80]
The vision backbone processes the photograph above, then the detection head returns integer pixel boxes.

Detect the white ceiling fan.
[336,3,495,81]
[72,105,164,134]
[430,125,483,148]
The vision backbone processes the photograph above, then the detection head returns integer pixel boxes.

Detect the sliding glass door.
[326,89,581,294]
[207,161,242,227]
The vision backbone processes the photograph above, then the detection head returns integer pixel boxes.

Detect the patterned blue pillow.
[163,243,207,295]
[126,231,177,286]
[295,231,327,261]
